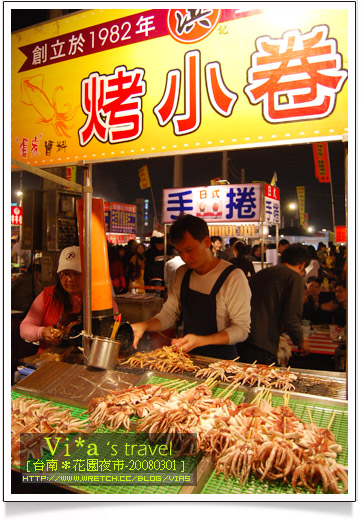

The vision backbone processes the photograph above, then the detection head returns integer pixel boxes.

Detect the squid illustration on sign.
[20,75,79,138]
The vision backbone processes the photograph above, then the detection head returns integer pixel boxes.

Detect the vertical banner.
[270,171,278,187]
[104,201,111,233]
[138,165,151,189]
[296,186,305,227]
[335,225,347,242]
[65,165,77,190]
[312,142,331,182]
[304,212,309,229]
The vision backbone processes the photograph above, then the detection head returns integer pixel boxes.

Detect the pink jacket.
[20,286,82,351]
[20,286,119,351]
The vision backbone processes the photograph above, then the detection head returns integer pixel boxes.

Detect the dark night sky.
[12,142,346,231]
[10,8,348,232]
[89,141,347,231]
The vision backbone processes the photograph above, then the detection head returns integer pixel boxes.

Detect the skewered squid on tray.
[84,381,348,494]
[11,396,93,466]
[196,359,298,391]
[120,346,200,374]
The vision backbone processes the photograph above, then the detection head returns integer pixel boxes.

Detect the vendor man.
[131,214,251,359]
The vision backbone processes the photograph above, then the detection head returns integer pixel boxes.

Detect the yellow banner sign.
[11,7,350,168]
[296,186,305,227]
[138,165,151,189]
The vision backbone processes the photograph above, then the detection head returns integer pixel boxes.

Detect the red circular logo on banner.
[167,9,221,44]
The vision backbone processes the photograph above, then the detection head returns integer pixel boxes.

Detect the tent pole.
[82,164,92,364]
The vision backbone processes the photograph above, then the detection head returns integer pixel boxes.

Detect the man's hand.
[171,334,201,353]
[300,339,310,357]
[41,326,63,346]
[131,318,163,349]
[171,329,230,353]
[131,322,148,349]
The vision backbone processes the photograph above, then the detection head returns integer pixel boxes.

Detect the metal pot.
[87,336,121,370]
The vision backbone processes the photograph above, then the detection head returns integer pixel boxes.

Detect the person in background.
[221,237,238,261]
[164,253,185,292]
[305,245,320,279]
[144,237,170,288]
[210,235,224,258]
[335,245,346,273]
[124,239,137,264]
[237,244,311,365]
[109,245,127,294]
[316,280,346,328]
[333,280,347,327]
[11,238,18,264]
[229,240,255,278]
[11,237,30,269]
[131,214,251,360]
[317,242,328,268]
[11,263,42,312]
[306,276,323,308]
[124,239,138,288]
[143,236,155,283]
[326,245,337,270]
[128,243,146,293]
[303,277,325,324]
[248,243,262,262]
[20,246,118,352]
[278,239,290,255]
[20,246,84,352]
[304,276,338,322]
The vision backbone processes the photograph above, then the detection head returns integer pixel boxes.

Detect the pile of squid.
[11,396,92,466]
[196,359,298,391]
[120,346,200,374]
[86,381,347,494]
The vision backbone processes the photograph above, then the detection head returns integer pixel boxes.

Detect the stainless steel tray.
[117,359,347,400]
[244,386,347,408]
[135,370,348,407]
[289,368,346,400]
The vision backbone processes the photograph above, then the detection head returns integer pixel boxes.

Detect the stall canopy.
[11,6,350,170]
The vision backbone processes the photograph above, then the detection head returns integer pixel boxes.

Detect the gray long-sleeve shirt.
[154,259,251,344]
[247,264,304,354]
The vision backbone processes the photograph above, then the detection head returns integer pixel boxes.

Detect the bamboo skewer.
[222,382,242,399]
[250,389,264,404]
[205,373,222,387]
[159,379,182,388]
[218,380,241,399]
[327,410,337,430]
[208,380,220,390]
[307,406,314,424]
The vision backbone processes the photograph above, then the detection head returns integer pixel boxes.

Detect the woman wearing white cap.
[20,246,83,352]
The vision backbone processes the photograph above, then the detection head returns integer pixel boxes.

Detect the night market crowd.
[11,221,347,383]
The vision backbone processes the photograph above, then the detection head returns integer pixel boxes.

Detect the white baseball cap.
[57,246,82,273]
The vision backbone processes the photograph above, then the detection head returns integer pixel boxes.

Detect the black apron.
[180,264,238,360]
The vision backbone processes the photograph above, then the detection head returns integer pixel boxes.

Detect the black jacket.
[229,256,255,278]
[245,264,304,355]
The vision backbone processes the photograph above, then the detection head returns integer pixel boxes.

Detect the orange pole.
[77,198,113,313]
